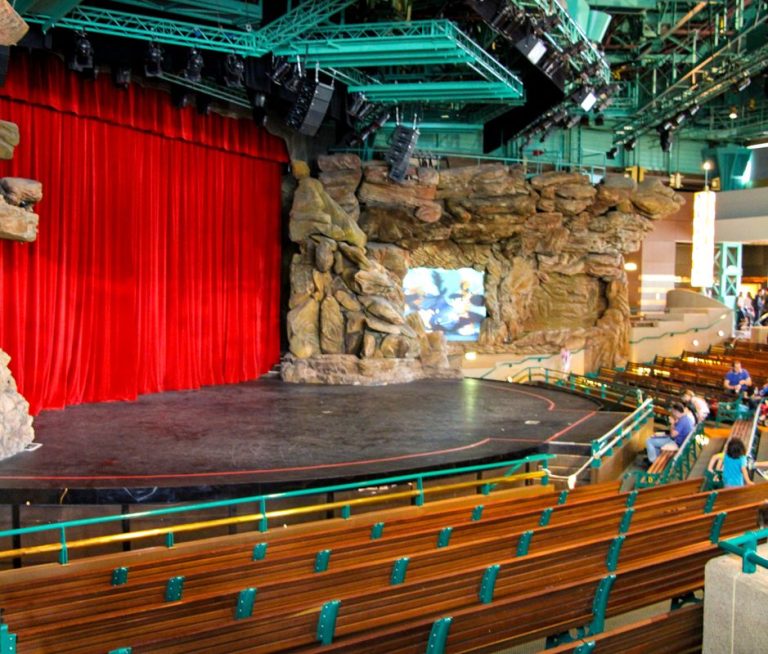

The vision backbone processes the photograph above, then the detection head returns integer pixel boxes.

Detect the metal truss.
[348,81,525,103]
[107,0,262,28]
[275,20,524,99]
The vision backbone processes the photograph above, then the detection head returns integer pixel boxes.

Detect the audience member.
[723,361,752,395]
[718,439,752,488]
[645,403,695,464]
[681,388,709,423]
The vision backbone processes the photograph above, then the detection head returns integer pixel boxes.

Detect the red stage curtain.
[0,51,288,414]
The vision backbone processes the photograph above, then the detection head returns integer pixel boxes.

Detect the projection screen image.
[403,267,486,341]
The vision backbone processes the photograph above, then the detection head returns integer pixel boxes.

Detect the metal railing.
[0,454,552,566]
[719,528,768,574]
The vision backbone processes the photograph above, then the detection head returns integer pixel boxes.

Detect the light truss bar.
[111,1,263,27]
[157,72,252,108]
[251,0,357,53]
[516,0,611,83]
[24,5,257,54]
[276,20,523,97]
[349,81,524,103]
[379,122,483,133]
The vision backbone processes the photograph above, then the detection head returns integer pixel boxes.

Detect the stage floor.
[0,378,625,500]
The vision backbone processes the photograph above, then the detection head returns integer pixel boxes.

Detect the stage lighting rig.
[144,42,164,77]
[733,76,751,93]
[386,113,420,183]
[657,123,673,153]
[624,136,636,151]
[112,65,131,89]
[286,66,334,137]
[356,108,390,144]
[69,31,93,73]
[572,86,597,112]
[182,48,204,83]
[606,146,618,160]
[223,54,245,88]
[250,91,267,127]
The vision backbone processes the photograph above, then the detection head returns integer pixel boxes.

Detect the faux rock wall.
[0,350,34,459]
[284,155,683,383]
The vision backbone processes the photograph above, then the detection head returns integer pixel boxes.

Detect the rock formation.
[285,155,683,382]
[0,122,43,242]
[0,349,34,460]
[282,155,459,384]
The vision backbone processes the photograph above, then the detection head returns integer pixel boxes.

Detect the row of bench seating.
[1,478,765,653]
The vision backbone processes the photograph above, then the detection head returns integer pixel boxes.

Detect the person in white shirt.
[681,389,709,424]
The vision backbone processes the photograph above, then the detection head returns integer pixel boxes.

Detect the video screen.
[403,267,486,341]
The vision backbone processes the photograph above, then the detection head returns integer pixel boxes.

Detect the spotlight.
[733,76,751,93]
[658,119,674,132]
[659,129,673,153]
[606,146,618,160]
[516,33,547,65]
[572,86,597,112]
[594,113,605,126]
[250,92,267,127]
[729,106,738,120]
[222,54,244,88]
[112,65,131,89]
[673,110,688,126]
[171,86,193,109]
[144,42,164,77]
[688,103,701,116]
[564,113,582,129]
[196,95,213,116]
[357,108,390,144]
[182,48,204,83]
[579,114,590,127]
[624,137,636,151]
[268,56,293,85]
[69,31,94,73]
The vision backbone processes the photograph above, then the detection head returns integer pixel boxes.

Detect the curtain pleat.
[0,51,287,414]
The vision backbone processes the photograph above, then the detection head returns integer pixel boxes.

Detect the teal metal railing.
[0,454,553,566]
[719,528,768,574]
[589,398,655,469]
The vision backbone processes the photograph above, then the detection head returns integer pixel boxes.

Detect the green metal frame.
[713,242,742,310]
[719,528,768,574]
[632,423,704,490]
[0,453,553,566]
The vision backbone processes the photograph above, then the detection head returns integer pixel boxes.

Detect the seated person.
[681,388,710,424]
[645,403,695,464]
[723,361,752,395]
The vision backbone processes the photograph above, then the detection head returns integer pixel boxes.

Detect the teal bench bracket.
[516,530,533,557]
[108,649,131,654]
[471,505,484,521]
[574,642,596,654]
[391,557,410,585]
[625,490,638,508]
[710,512,727,544]
[478,564,500,604]
[370,522,384,539]
[0,623,17,654]
[165,532,175,549]
[235,588,257,620]
[618,508,634,534]
[704,491,718,514]
[59,527,68,565]
[252,543,268,561]
[437,527,453,548]
[539,507,554,527]
[314,549,332,573]
[585,574,616,636]
[606,535,625,572]
[165,576,185,602]
[557,490,569,505]
[316,600,341,645]
[111,566,129,586]
[341,505,351,519]
[425,617,452,654]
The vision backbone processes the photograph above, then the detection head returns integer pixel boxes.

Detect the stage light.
[171,86,193,109]
[564,114,582,129]
[112,65,131,89]
[516,33,547,65]
[223,53,244,88]
[572,86,597,112]
[144,42,164,77]
[606,146,618,160]
[747,141,768,150]
[594,113,605,126]
[624,136,636,151]
[733,76,751,93]
[182,48,204,82]
[196,95,212,116]
[69,31,94,73]
[250,92,267,127]
[673,110,688,126]
[659,128,673,153]
[357,108,390,143]
[729,106,738,120]
[688,103,701,116]
[580,115,590,127]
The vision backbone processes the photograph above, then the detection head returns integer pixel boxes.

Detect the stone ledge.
[281,354,461,386]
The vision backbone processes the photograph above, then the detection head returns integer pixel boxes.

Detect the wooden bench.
[541,603,702,654]
[3,483,766,653]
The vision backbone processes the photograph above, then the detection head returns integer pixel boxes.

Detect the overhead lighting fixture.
[516,33,548,65]
[594,113,605,126]
[144,41,164,77]
[658,128,673,153]
[606,146,618,160]
[573,86,597,112]
[624,136,636,151]
[250,92,267,127]
[688,103,701,116]
[729,106,738,120]
[69,31,94,73]
[579,115,589,127]
[747,141,768,150]
[182,48,204,83]
[222,53,244,88]
[112,65,131,89]
[733,76,751,93]
[673,110,688,126]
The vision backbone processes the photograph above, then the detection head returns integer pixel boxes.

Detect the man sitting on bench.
[645,402,695,465]
[724,361,752,395]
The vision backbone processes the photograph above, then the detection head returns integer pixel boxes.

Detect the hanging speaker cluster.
[286,77,334,136]
[386,124,420,183]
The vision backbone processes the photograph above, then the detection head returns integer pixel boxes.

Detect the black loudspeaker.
[0,47,9,87]
[386,125,419,182]
[286,78,334,136]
